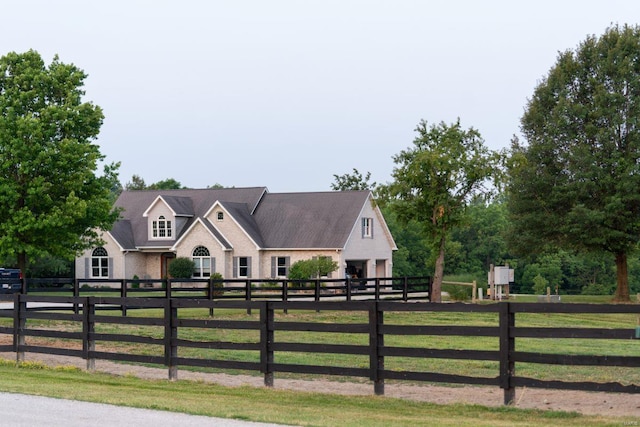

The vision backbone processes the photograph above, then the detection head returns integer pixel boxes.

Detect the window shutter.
[84,258,89,278]
[108,258,113,279]
[233,257,238,278]
[361,218,365,238]
[211,257,216,274]
[247,257,252,278]
[271,257,276,277]
[371,218,374,238]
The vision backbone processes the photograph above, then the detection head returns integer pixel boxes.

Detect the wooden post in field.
[472,280,477,303]
[489,264,495,301]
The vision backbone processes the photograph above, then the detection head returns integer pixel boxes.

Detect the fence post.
[499,302,515,405]
[208,278,214,317]
[73,279,81,314]
[165,278,172,299]
[165,298,178,381]
[83,297,96,370]
[472,280,477,303]
[346,277,352,301]
[282,280,288,314]
[315,279,321,312]
[261,301,274,387]
[120,279,127,317]
[374,278,380,300]
[13,293,26,362]
[246,280,252,315]
[369,301,384,395]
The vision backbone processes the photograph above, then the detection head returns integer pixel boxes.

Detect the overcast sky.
[3,1,640,192]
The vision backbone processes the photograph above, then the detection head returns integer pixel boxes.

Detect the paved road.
[0,392,286,427]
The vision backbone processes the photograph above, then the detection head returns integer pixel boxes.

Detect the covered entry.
[346,260,367,280]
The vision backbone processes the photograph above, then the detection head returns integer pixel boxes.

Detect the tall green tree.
[331,168,376,191]
[508,24,640,302]
[148,178,184,190]
[385,119,499,302]
[0,50,119,272]
[124,174,147,190]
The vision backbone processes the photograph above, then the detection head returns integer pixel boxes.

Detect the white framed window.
[362,217,373,238]
[217,211,224,221]
[192,246,212,278]
[271,256,290,277]
[152,215,172,238]
[233,256,251,278]
[91,247,109,278]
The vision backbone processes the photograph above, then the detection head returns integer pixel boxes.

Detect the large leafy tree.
[385,119,499,302]
[508,24,640,302]
[331,168,376,191]
[0,50,119,272]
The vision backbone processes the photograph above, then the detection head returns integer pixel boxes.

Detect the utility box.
[494,266,514,285]
[488,265,515,300]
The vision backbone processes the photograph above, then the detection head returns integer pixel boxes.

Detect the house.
[75,187,397,282]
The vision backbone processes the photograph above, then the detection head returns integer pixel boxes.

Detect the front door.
[161,252,176,278]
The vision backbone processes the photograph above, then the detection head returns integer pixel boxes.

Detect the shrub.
[210,272,224,296]
[581,282,615,295]
[168,257,195,278]
[288,257,338,280]
[532,274,549,295]
[443,284,471,301]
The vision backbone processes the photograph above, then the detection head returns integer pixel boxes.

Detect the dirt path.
[1,352,639,419]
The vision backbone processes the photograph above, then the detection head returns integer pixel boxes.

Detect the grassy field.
[0,359,636,426]
[1,295,639,425]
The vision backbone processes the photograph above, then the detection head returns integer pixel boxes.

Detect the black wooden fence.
[0,295,638,405]
[1,276,433,313]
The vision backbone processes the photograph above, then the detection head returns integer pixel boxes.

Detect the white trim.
[204,201,262,250]
[142,196,177,218]
[171,217,231,251]
[250,187,269,215]
[105,231,127,252]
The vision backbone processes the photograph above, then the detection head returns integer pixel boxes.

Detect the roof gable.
[110,187,267,250]
[171,217,232,251]
[142,195,194,218]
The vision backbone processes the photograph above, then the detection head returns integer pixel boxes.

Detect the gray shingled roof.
[108,187,373,251]
[219,201,264,247]
[161,196,194,216]
[253,191,371,248]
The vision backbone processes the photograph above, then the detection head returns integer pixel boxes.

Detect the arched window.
[152,215,172,238]
[91,247,109,278]
[192,246,211,277]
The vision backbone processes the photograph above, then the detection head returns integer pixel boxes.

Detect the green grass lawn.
[0,359,635,427]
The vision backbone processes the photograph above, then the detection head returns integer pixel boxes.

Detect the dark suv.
[0,268,22,293]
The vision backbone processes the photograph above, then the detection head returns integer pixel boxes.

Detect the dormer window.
[152,215,172,238]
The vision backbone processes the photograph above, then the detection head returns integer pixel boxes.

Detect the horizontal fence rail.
[3,277,434,311]
[0,295,638,404]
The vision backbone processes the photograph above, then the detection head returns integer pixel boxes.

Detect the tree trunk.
[17,252,27,274]
[613,252,630,302]
[432,235,446,303]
